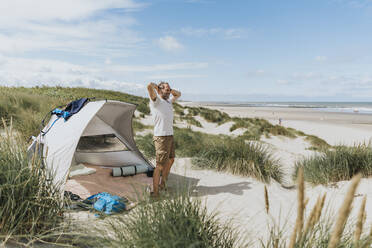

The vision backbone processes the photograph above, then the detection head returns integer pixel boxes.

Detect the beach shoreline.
[180,102,372,146]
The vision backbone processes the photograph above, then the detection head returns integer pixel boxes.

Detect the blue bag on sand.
[86,192,126,215]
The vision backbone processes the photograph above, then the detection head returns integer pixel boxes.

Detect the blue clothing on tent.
[86,192,126,215]
[42,98,90,136]
[64,98,89,120]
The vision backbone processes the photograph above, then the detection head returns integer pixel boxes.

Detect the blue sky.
[0,0,372,101]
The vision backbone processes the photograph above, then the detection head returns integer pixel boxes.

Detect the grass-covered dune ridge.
[177,105,330,150]
[0,86,150,139]
[294,143,372,185]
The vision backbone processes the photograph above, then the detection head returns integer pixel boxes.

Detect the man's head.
[158,81,171,100]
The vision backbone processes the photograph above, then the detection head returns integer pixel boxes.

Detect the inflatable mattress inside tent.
[28,98,154,199]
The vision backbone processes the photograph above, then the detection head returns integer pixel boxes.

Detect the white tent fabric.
[31,100,153,188]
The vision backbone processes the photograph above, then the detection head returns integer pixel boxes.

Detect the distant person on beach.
[147,81,181,197]
[279,117,282,125]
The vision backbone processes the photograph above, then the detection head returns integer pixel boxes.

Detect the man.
[147,81,181,197]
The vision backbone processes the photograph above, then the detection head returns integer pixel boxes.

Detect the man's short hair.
[158,81,169,90]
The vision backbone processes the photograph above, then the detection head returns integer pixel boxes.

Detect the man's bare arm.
[147,82,159,101]
[171,89,181,103]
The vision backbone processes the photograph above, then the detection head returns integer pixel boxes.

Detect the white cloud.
[0,55,208,95]
[147,74,206,79]
[332,0,372,8]
[105,58,112,65]
[277,79,290,84]
[246,69,267,78]
[180,27,247,39]
[110,62,208,72]
[0,55,145,94]
[0,1,144,57]
[157,36,183,51]
[186,0,214,3]
[315,56,327,61]
[0,0,143,22]
[291,72,322,80]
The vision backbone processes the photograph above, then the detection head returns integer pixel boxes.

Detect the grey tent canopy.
[28,100,154,188]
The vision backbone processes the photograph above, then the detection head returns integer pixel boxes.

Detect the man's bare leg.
[160,158,174,190]
[153,164,163,197]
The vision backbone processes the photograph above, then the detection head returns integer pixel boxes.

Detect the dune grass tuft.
[0,121,63,244]
[185,106,231,124]
[304,135,331,151]
[193,138,283,183]
[294,143,372,184]
[179,116,203,127]
[87,192,242,248]
[263,173,371,248]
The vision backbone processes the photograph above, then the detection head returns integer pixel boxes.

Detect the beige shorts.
[153,136,175,165]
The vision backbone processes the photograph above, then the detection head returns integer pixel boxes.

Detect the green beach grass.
[0,121,63,244]
[293,143,372,184]
[193,138,283,183]
[89,192,243,248]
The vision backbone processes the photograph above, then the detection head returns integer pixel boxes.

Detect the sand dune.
[167,104,372,245]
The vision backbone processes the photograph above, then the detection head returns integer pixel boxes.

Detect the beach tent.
[28,100,154,188]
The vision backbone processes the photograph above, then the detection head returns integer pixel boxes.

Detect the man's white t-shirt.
[149,95,174,136]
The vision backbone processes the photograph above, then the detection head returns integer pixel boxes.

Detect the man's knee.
[156,162,165,171]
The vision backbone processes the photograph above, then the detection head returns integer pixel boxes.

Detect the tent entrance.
[76,134,130,153]
[73,113,149,167]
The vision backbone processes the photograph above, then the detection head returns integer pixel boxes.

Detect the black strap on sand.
[120,167,124,176]
[134,165,137,175]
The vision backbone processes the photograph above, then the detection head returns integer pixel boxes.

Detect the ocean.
[203,102,372,115]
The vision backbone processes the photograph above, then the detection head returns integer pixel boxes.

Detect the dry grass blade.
[289,168,305,248]
[368,223,372,246]
[264,185,269,214]
[304,197,309,208]
[314,193,326,224]
[328,173,362,248]
[354,195,367,244]
[304,196,321,234]
[297,168,305,238]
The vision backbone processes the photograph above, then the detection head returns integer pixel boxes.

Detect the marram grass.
[261,173,372,248]
[0,121,64,244]
[294,143,372,184]
[193,138,284,183]
[79,192,244,248]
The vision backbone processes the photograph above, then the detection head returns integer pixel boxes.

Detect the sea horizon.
[187,101,372,115]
